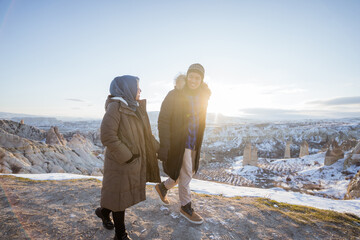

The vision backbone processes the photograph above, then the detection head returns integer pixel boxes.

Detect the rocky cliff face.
[0,120,104,175]
[0,119,46,141]
[345,170,360,199]
[64,128,102,148]
[344,141,360,168]
[344,142,360,199]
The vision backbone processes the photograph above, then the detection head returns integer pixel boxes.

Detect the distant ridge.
[1,111,360,126]
[0,112,100,122]
[147,111,249,125]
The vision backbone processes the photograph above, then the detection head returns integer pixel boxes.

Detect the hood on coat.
[105,95,118,111]
[199,82,211,99]
[174,74,186,90]
[109,75,139,111]
[105,95,147,112]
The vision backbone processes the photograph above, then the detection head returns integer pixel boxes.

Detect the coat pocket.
[106,149,133,166]
[125,154,140,165]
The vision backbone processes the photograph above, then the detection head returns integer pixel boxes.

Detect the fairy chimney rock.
[243,143,251,166]
[324,140,344,166]
[250,146,258,165]
[344,141,360,168]
[299,140,309,158]
[46,127,66,146]
[284,139,292,158]
[243,143,258,166]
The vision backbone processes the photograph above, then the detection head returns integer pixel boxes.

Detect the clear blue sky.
[0,0,359,120]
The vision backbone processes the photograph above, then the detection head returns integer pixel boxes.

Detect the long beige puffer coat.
[100,96,160,211]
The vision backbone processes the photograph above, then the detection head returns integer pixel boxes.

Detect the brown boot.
[180,202,203,224]
[155,182,170,205]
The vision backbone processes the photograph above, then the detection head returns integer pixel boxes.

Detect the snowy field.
[1,173,359,217]
[228,152,360,199]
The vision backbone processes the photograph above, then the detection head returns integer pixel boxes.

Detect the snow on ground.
[208,141,225,148]
[227,152,360,199]
[227,156,264,182]
[1,173,359,217]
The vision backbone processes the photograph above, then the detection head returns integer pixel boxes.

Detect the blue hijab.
[110,75,139,111]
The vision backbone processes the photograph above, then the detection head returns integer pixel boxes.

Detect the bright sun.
[206,83,268,117]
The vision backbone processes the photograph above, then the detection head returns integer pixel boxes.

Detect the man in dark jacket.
[155,63,211,224]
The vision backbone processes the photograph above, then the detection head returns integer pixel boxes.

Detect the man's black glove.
[158,147,168,162]
[126,154,140,164]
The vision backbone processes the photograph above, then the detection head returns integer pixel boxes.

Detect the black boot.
[113,211,132,240]
[95,207,114,230]
[114,232,132,240]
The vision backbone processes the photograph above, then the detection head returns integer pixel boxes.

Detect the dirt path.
[1,176,359,240]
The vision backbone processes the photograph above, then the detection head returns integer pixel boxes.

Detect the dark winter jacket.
[100,96,160,212]
[158,83,211,180]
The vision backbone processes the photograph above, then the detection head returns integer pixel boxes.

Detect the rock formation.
[344,141,360,168]
[243,143,251,166]
[85,128,102,147]
[0,119,46,141]
[203,120,360,159]
[46,127,66,146]
[251,145,258,164]
[284,139,292,158]
[200,152,212,164]
[344,170,360,200]
[299,140,309,158]
[243,143,258,166]
[0,123,104,175]
[324,140,344,166]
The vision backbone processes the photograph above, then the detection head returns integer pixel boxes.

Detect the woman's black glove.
[158,147,168,162]
[126,154,140,164]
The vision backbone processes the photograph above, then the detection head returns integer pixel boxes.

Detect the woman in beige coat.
[95,75,160,240]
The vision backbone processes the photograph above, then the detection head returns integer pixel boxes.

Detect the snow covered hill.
[201,119,360,158]
[226,152,360,199]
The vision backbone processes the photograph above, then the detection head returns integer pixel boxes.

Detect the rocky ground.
[1,175,360,240]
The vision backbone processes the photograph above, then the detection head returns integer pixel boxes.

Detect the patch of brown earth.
[0,176,359,240]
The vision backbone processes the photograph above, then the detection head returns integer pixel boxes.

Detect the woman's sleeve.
[151,135,160,152]
[100,102,133,164]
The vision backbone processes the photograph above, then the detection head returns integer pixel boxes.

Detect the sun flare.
[207,83,266,117]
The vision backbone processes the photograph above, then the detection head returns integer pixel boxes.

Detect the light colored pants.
[164,148,196,206]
